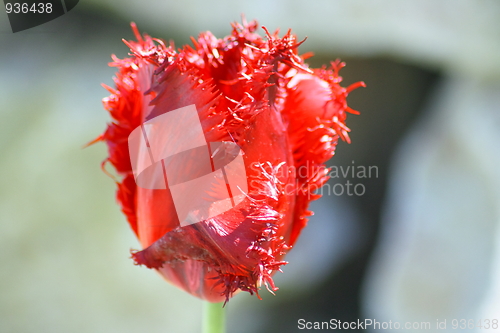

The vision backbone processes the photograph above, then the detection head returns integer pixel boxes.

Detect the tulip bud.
[98,20,364,303]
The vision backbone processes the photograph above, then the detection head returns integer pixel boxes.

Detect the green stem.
[202,301,226,333]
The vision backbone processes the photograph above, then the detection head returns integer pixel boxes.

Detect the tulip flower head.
[97,19,364,303]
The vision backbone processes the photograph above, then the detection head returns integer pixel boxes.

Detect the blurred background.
[1,1,499,332]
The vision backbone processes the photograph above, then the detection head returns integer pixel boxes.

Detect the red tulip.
[96,20,364,303]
